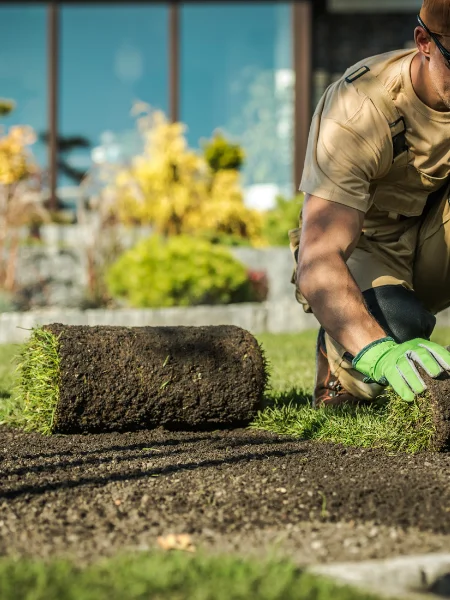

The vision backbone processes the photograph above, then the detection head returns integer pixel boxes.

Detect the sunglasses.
[417,14,450,67]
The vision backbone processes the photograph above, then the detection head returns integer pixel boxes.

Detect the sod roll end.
[16,324,268,435]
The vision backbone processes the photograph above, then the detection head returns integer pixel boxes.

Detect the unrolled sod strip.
[17,324,268,435]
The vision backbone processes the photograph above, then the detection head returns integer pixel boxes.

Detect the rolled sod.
[17,324,268,435]
[418,370,450,452]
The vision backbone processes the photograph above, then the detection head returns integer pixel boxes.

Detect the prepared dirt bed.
[2,425,450,565]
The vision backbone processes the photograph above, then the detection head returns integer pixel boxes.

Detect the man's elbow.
[296,248,342,302]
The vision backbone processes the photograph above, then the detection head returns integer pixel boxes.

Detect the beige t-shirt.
[300,49,450,222]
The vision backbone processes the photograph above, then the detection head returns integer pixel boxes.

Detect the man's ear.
[415,26,432,58]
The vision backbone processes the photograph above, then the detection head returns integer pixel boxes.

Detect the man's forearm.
[297,252,387,357]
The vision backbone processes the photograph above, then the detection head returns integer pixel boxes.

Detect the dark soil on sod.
[1,425,450,565]
[45,324,266,433]
[424,370,450,451]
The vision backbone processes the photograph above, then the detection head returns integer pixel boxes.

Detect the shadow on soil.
[1,435,298,480]
[17,435,222,461]
[0,446,308,501]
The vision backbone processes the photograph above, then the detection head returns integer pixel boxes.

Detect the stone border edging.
[1,302,449,344]
[309,553,450,599]
[0,300,319,344]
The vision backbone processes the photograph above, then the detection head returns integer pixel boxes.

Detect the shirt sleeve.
[300,90,393,213]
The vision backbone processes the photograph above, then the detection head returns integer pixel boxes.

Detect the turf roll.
[420,370,450,452]
[17,324,268,435]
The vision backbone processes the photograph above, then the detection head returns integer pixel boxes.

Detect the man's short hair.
[420,0,450,37]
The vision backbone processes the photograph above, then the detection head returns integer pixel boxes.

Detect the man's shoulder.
[321,49,415,130]
[342,49,415,82]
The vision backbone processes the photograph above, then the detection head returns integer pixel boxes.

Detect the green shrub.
[202,131,245,173]
[106,235,256,308]
[262,193,304,247]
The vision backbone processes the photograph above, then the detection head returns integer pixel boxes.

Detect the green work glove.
[352,337,450,402]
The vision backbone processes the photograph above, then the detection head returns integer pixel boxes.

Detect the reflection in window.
[181,3,293,205]
[59,5,168,192]
[0,6,47,169]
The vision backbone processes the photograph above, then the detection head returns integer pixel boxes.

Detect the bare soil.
[1,425,450,565]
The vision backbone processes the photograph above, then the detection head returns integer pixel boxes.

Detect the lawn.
[0,334,322,402]
[0,343,19,398]
[3,327,449,400]
[0,552,385,600]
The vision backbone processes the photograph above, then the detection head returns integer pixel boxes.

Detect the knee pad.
[362,285,436,343]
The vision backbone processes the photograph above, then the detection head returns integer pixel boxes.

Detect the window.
[181,3,293,201]
[0,5,47,169]
[59,4,168,191]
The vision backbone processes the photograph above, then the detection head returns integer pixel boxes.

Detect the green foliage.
[0,552,384,600]
[0,99,15,117]
[202,131,245,173]
[262,194,304,247]
[106,235,254,308]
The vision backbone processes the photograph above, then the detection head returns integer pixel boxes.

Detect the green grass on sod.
[253,329,450,454]
[0,328,449,452]
[0,552,387,600]
[0,328,60,435]
[251,391,435,454]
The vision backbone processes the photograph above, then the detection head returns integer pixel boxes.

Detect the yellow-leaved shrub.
[0,125,37,185]
[108,106,263,245]
[0,122,47,292]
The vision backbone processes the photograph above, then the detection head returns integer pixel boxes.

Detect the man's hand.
[352,337,450,401]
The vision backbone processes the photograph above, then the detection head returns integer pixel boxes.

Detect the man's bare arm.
[296,194,387,356]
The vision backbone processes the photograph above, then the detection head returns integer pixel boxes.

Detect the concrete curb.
[0,302,449,344]
[0,300,319,344]
[309,553,450,599]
